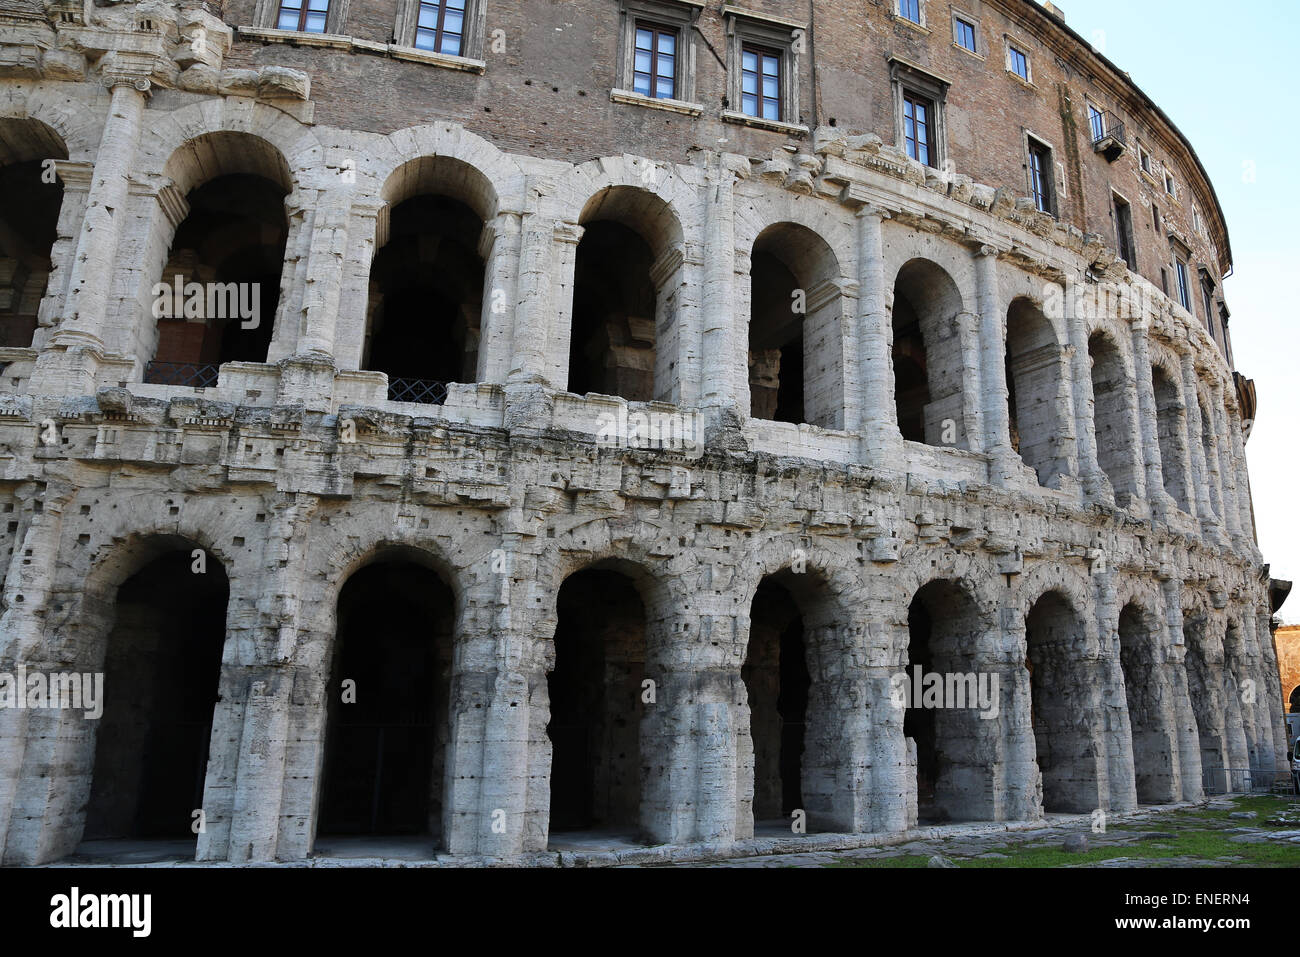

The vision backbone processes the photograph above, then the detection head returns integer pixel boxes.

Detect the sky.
[1063,0,1300,619]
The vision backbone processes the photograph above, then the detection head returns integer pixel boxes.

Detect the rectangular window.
[953,16,977,52]
[1152,203,1160,233]
[1009,44,1029,80]
[899,0,921,24]
[1174,258,1191,311]
[1028,138,1053,214]
[741,45,782,121]
[1202,282,1215,331]
[1164,171,1176,196]
[1113,194,1136,270]
[415,0,465,55]
[1139,147,1152,174]
[278,0,328,32]
[633,22,677,99]
[1160,268,1169,296]
[903,92,934,166]
[1088,104,1105,142]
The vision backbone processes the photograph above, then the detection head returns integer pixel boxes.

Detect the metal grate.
[1202,767,1293,796]
[387,377,448,405]
[144,361,220,388]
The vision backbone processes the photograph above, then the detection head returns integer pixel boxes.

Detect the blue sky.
[1064,0,1300,617]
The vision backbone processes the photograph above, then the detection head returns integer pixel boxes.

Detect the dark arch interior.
[744,577,811,821]
[569,221,656,401]
[318,560,453,839]
[892,292,928,443]
[1152,364,1190,512]
[366,194,484,394]
[749,249,805,425]
[1117,603,1170,804]
[0,159,63,349]
[548,567,647,836]
[1025,590,1096,813]
[84,548,228,841]
[906,579,989,823]
[150,174,287,374]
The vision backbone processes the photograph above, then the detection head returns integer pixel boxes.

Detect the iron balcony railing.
[387,377,448,405]
[1090,110,1127,161]
[144,361,220,388]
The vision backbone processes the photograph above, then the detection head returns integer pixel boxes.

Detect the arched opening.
[743,576,811,826]
[317,558,453,848]
[1118,602,1174,804]
[1198,395,1221,519]
[1152,364,1190,511]
[0,118,67,349]
[83,547,228,846]
[1088,332,1139,500]
[1182,609,1227,793]
[1024,590,1097,812]
[906,579,991,823]
[569,185,682,404]
[547,565,647,842]
[891,260,966,447]
[148,133,293,382]
[748,223,844,429]
[1006,298,1070,485]
[367,155,493,403]
[1290,686,1300,714]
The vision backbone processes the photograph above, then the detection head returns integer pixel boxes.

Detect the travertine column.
[1067,297,1109,502]
[1129,317,1172,517]
[294,199,353,357]
[854,205,902,467]
[50,78,148,354]
[954,311,984,454]
[1226,405,1257,545]
[974,245,1018,485]
[508,211,554,385]
[31,161,94,352]
[1161,577,1203,801]
[477,211,523,384]
[1178,347,1213,524]
[331,200,381,371]
[701,161,738,413]
[1208,380,1243,544]
[996,608,1043,820]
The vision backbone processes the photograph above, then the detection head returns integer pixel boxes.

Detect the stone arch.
[564,183,687,405]
[313,543,458,850]
[544,554,674,845]
[734,543,869,834]
[1116,597,1179,803]
[903,575,1002,823]
[747,221,848,429]
[1087,328,1140,500]
[71,532,233,856]
[0,88,102,163]
[1151,356,1191,512]
[890,257,969,447]
[358,155,498,395]
[0,117,70,350]
[1005,295,1073,487]
[135,131,296,378]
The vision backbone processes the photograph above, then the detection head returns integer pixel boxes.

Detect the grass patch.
[823,796,1300,869]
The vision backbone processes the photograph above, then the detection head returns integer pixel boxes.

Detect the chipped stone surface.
[0,0,1287,868]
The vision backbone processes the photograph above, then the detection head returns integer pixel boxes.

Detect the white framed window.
[1025,133,1056,215]
[896,0,924,27]
[952,11,979,54]
[1006,40,1031,82]
[1164,169,1177,198]
[615,0,702,109]
[255,0,348,34]
[721,6,805,131]
[889,57,950,171]
[394,0,485,58]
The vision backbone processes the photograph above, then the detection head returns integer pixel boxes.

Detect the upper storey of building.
[200,0,1236,362]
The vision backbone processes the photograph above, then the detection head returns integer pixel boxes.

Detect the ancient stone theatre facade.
[0,0,1287,864]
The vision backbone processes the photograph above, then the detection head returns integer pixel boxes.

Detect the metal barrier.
[388,377,448,405]
[1202,767,1295,796]
[144,361,220,388]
